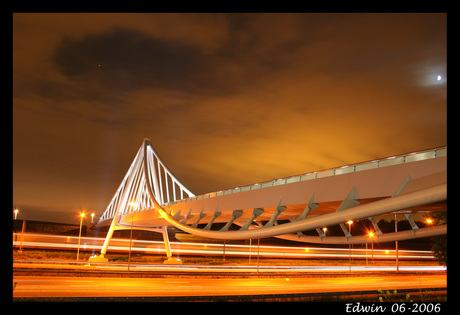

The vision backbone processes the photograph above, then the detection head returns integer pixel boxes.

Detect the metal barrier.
[169,146,446,205]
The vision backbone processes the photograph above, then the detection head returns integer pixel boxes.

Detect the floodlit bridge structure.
[90,139,447,263]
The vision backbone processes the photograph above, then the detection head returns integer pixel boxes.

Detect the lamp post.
[18,220,26,253]
[365,242,368,265]
[368,231,375,263]
[91,212,95,223]
[256,238,260,274]
[249,239,252,264]
[14,209,26,253]
[128,202,138,272]
[395,214,399,272]
[77,212,85,261]
[347,220,353,271]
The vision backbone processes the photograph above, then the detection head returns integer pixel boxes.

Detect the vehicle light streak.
[12,260,446,273]
[13,233,435,260]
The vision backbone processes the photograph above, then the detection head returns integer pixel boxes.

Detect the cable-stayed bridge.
[90,139,446,263]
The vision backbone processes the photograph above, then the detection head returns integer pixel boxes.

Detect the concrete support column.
[162,226,182,264]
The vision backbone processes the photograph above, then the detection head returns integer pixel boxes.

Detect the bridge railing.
[164,146,446,206]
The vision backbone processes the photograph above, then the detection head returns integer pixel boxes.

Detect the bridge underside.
[91,140,446,262]
[102,156,446,228]
[113,198,446,234]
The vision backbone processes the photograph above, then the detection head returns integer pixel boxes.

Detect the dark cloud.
[54,28,206,94]
[52,22,311,103]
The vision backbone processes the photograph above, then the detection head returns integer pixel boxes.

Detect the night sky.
[13,13,447,223]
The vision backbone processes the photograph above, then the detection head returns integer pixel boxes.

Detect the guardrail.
[164,146,446,206]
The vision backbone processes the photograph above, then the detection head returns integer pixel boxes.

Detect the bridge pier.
[88,254,109,263]
[89,225,182,264]
[162,226,182,264]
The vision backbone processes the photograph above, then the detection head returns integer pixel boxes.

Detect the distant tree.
[428,212,447,266]
[377,219,394,233]
[432,235,447,266]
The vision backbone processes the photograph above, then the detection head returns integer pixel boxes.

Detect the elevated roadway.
[97,144,446,231]
[91,140,446,262]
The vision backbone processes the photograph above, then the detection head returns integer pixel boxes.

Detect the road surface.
[13,273,446,298]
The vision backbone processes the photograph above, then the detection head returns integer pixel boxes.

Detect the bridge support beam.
[162,226,182,264]
[220,210,243,231]
[89,207,121,263]
[277,224,446,244]
[239,208,264,230]
[264,198,286,228]
[156,184,446,240]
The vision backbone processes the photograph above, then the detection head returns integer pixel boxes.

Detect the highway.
[13,273,446,298]
[13,260,446,273]
[13,232,435,260]
[13,233,446,300]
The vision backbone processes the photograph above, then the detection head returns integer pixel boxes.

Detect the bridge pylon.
[89,138,194,264]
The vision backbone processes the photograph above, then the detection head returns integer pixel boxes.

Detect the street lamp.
[77,212,85,261]
[395,214,399,272]
[347,220,353,229]
[322,227,327,237]
[128,202,138,271]
[13,209,26,253]
[347,220,353,271]
[368,231,375,263]
[91,212,95,223]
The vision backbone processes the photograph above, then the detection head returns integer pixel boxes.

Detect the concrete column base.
[163,258,182,265]
[88,254,109,263]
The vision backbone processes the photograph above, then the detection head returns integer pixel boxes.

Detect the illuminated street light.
[426,218,433,225]
[77,212,85,261]
[347,221,353,236]
[322,227,327,237]
[15,210,26,253]
[91,212,95,223]
[347,220,353,271]
[368,231,375,263]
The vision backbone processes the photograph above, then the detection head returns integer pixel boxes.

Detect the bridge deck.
[114,155,446,229]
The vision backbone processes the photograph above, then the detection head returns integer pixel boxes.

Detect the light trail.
[13,232,435,260]
[13,273,447,299]
[13,260,446,273]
